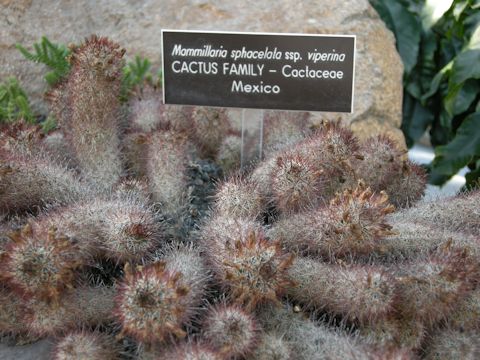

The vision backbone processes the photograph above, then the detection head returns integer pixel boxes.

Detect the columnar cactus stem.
[287,257,397,324]
[358,316,425,350]
[0,285,28,337]
[213,177,265,220]
[264,122,361,213]
[424,328,480,360]
[115,246,208,344]
[2,197,161,281]
[251,332,292,360]
[270,153,325,214]
[115,262,190,343]
[388,190,480,235]
[51,35,125,190]
[262,110,310,157]
[269,183,395,258]
[447,288,480,331]
[393,243,478,326]
[354,135,406,189]
[162,342,222,360]
[373,220,480,262]
[354,135,426,208]
[216,134,242,176]
[380,161,426,208]
[257,304,388,360]
[145,130,194,215]
[128,85,193,134]
[53,331,122,360]
[192,107,232,158]
[25,286,115,336]
[201,303,259,359]
[0,149,92,214]
[200,215,294,310]
[0,223,92,301]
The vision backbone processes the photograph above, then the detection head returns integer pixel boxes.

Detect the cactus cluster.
[1,35,479,360]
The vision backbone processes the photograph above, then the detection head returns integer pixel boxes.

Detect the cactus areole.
[161,30,356,112]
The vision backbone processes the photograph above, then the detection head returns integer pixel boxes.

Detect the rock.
[0,0,404,147]
[0,339,53,360]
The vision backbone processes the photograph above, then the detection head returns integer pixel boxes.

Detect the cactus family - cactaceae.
[1,34,479,360]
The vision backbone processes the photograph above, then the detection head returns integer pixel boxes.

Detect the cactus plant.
[0,34,478,360]
[53,331,122,360]
[201,302,259,358]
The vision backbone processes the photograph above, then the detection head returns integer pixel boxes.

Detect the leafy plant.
[370,0,480,188]
[0,77,34,123]
[41,114,57,133]
[16,36,71,87]
[121,55,154,101]
[17,37,161,103]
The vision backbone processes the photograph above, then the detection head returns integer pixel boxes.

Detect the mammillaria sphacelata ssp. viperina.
[0,35,479,360]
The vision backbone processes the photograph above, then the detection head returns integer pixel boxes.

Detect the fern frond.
[0,77,35,124]
[120,55,153,101]
[16,36,71,86]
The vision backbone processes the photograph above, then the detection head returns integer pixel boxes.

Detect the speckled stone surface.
[0,0,404,147]
[0,339,53,360]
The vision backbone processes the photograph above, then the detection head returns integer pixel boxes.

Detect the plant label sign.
[162,30,356,112]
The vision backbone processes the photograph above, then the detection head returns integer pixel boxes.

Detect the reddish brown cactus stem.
[115,262,191,343]
[0,285,29,337]
[0,148,92,214]
[200,215,294,310]
[50,35,125,190]
[393,242,479,326]
[269,183,395,258]
[25,286,115,336]
[202,303,259,359]
[213,177,265,220]
[192,107,233,158]
[115,246,208,344]
[388,190,480,236]
[0,223,91,301]
[287,257,398,324]
[53,331,122,360]
[262,110,311,157]
[145,130,194,215]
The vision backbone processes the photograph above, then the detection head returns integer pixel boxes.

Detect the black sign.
[162,30,356,112]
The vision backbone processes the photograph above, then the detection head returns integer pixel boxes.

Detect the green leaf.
[431,112,480,175]
[369,0,422,74]
[451,48,480,84]
[120,55,155,101]
[0,77,34,124]
[402,94,435,147]
[444,79,480,116]
[41,115,57,133]
[16,37,71,87]
[421,61,452,102]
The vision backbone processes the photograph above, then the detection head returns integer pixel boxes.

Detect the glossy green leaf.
[431,112,480,175]
[444,79,480,116]
[402,94,435,147]
[451,49,480,84]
